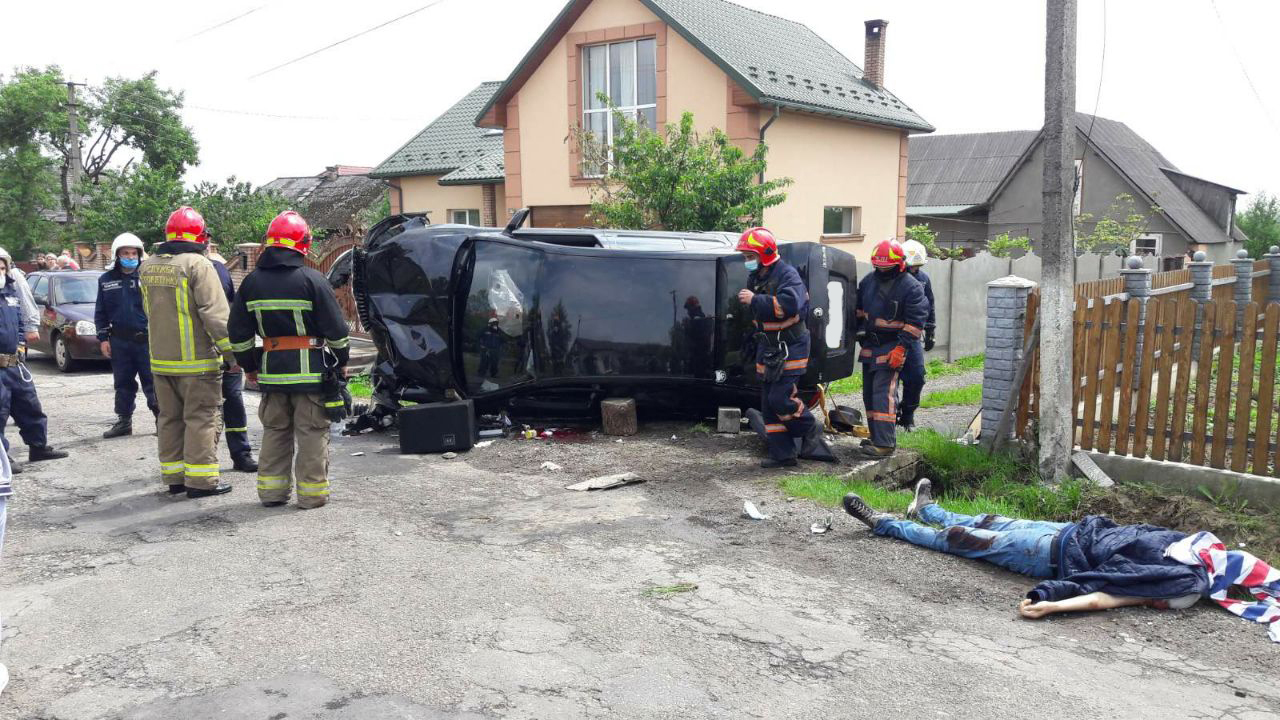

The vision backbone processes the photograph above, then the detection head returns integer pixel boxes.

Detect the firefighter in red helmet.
[228,210,350,509]
[736,227,836,468]
[853,238,928,458]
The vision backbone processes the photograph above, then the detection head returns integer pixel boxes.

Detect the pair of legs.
[898,340,925,429]
[221,369,254,464]
[110,336,158,418]
[760,375,818,464]
[154,373,226,493]
[874,500,1065,579]
[256,392,331,509]
[861,364,899,451]
[2,365,65,461]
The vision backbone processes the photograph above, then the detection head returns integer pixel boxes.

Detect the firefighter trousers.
[861,365,900,449]
[154,374,223,489]
[899,340,926,427]
[257,392,330,509]
[761,376,816,461]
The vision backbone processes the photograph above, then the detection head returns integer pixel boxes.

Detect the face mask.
[120,257,139,269]
[744,259,759,272]
[876,267,897,277]
[0,272,6,289]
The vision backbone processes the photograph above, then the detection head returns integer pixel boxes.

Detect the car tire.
[53,333,80,373]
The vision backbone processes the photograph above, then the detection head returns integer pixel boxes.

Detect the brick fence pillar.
[1120,256,1152,389]
[482,184,497,227]
[1233,249,1254,331]
[980,275,1036,444]
[1266,246,1280,306]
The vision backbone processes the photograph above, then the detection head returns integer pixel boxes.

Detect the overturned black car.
[342,212,858,423]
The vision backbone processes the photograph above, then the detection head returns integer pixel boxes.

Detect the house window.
[581,37,658,176]
[1131,233,1162,257]
[822,206,862,236]
[450,209,481,225]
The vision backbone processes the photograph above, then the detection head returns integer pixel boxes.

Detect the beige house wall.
[762,112,905,263]
[399,175,490,224]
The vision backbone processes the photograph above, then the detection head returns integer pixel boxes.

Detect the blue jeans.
[874,504,1067,578]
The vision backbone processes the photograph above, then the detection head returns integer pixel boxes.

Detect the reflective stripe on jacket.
[854,269,928,366]
[748,259,811,379]
[139,243,233,376]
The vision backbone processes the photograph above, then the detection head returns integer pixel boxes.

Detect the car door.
[27,274,52,353]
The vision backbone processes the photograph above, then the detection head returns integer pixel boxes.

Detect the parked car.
[26,270,106,372]
[344,212,858,422]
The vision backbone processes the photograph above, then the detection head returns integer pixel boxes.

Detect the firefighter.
[737,227,835,468]
[208,243,258,472]
[854,239,928,459]
[140,206,236,498]
[897,239,937,431]
[228,211,350,509]
[0,249,68,466]
[96,233,159,439]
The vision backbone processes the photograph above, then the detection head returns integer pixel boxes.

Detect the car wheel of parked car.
[53,333,80,373]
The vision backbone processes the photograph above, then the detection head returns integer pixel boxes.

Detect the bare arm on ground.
[1018,592,1152,619]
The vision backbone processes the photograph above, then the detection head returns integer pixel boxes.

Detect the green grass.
[827,353,985,396]
[780,475,1023,519]
[348,374,372,399]
[919,383,982,408]
[643,583,698,598]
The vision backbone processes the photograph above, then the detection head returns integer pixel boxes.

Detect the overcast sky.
[4,0,1278,200]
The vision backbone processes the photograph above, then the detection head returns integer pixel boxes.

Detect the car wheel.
[53,333,80,373]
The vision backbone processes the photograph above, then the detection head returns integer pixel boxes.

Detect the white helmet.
[110,232,146,259]
[902,239,928,267]
[0,247,11,265]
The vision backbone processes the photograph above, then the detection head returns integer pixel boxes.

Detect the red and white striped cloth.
[1165,531,1280,643]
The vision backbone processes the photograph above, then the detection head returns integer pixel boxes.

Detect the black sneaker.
[28,445,69,462]
[842,493,891,530]
[187,483,233,499]
[760,457,798,469]
[907,478,934,520]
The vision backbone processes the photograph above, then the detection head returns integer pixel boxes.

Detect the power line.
[248,1,447,80]
[1210,0,1280,136]
[191,5,266,39]
[90,84,422,125]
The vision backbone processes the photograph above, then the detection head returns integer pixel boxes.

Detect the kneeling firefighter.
[228,211,350,509]
[854,239,928,459]
[737,227,836,468]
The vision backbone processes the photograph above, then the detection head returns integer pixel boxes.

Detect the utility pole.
[65,81,85,227]
[1039,0,1077,483]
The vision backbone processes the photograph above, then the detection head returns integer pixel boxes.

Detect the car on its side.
[26,270,106,372]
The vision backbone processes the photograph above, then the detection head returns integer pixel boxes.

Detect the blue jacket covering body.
[747,259,811,378]
[0,279,27,355]
[94,266,149,341]
[914,269,936,332]
[1028,515,1209,602]
[855,270,927,366]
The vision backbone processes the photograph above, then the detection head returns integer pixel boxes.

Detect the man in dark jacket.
[897,239,936,431]
[843,480,1209,619]
[208,245,257,473]
[96,233,158,438]
[228,211,349,509]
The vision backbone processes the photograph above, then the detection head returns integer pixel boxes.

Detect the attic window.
[581,37,658,176]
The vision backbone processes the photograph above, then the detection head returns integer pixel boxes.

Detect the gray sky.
[5,0,1278,200]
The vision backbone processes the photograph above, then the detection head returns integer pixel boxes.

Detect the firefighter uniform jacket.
[228,247,350,394]
[855,269,928,367]
[915,269,936,334]
[747,259,811,378]
[94,265,149,342]
[139,243,234,375]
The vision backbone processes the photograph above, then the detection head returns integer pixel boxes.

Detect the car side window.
[29,275,48,304]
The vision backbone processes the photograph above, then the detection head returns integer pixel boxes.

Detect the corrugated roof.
[478,0,932,132]
[371,82,504,179]
[439,150,505,185]
[907,130,1038,208]
[264,172,387,232]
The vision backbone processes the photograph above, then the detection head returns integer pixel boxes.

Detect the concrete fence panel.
[945,252,1014,360]
[1011,253,1043,284]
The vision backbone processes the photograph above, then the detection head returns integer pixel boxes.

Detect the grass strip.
[828,353,985,396]
[919,383,982,408]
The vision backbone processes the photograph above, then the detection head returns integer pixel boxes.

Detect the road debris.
[541,461,562,472]
[474,440,495,449]
[350,451,365,457]
[565,472,644,491]
[644,582,698,598]
[442,452,457,460]
[810,516,833,534]
[743,501,770,520]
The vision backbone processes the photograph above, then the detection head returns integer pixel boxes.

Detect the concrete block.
[716,407,741,434]
[840,448,923,489]
[601,398,638,436]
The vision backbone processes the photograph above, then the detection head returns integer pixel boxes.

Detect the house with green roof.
[377,0,932,259]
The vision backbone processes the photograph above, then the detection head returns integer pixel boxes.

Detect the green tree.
[580,108,791,232]
[905,223,963,260]
[987,232,1032,258]
[1238,192,1280,259]
[77,164,187,247]
[188,177,293,254]
[1075,192,1159,255]
[0,143,59,256]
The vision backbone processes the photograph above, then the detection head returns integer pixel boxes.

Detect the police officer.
[208,244,258,473]
[0,249,68,466]
[897,239,936,431]
[96,233,158,438]
[736,227,834,468]
[854,239,928,459]
[228,211,350,509]
[141,206,236,498]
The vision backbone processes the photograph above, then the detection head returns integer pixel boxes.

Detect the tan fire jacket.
[139,243,233,376]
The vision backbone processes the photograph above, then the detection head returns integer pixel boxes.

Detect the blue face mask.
[744,259,759,272]
[119,257,139,269]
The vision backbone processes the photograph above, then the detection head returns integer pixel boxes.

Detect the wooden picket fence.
[1015,296,1280,477]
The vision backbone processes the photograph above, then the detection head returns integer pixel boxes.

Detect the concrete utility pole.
[1039,0,1077,483]
[65,81,85,226]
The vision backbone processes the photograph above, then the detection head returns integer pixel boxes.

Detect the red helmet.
[165,206,208,244]
[265,211,312,255]
[736,227,779,266]
[870,239,906,271]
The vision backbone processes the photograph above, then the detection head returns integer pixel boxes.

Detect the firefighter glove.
[887,344,907,369]
[924,329,935,352]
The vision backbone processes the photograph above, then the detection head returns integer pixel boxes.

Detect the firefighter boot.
[104,416,133,439]
[187,483,233,499]
[29,445,69,462]
[232,453,259,473]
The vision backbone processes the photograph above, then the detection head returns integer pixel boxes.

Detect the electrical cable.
[191,5,266,39]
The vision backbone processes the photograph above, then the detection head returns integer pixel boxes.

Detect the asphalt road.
[2,358,1277,720]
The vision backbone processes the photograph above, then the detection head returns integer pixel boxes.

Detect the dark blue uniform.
[747,259,818,462]
[855,269,928,449]
[212,259,252,461]
[0,280,25,454]
[95,265,158,418]
[899,268,936,429]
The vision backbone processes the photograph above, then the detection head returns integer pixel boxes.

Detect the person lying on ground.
[843,479,1280,641]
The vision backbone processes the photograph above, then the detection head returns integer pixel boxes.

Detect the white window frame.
[821,206,862,237]
[1131,232,1162,257]
[581,38,657,177]
[449,209,480,225]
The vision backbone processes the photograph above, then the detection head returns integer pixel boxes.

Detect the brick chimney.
[864,19,888,90]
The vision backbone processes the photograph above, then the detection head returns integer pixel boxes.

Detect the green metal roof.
[438,150,505,185]
[371,82,505,179]
[477,0,932,133]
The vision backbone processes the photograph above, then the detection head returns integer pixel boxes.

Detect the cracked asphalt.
[2,358,1277,719]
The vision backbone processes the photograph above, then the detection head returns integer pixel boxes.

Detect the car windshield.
[53,276,98,304]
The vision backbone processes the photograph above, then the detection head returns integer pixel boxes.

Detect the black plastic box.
[398,400,475,454]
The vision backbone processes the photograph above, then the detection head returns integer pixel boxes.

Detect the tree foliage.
[987,232,1032,258]
[1238,192,1280,259]
[188,177,293,254]
[0,143,60,256]
[77,165,187,248]
[579,108,791,232]
[905,223,963,260]
[1075,192,1159,255]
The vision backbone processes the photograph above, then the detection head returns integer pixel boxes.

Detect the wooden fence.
[305,240,367,338]
[1016,296,1280,477]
